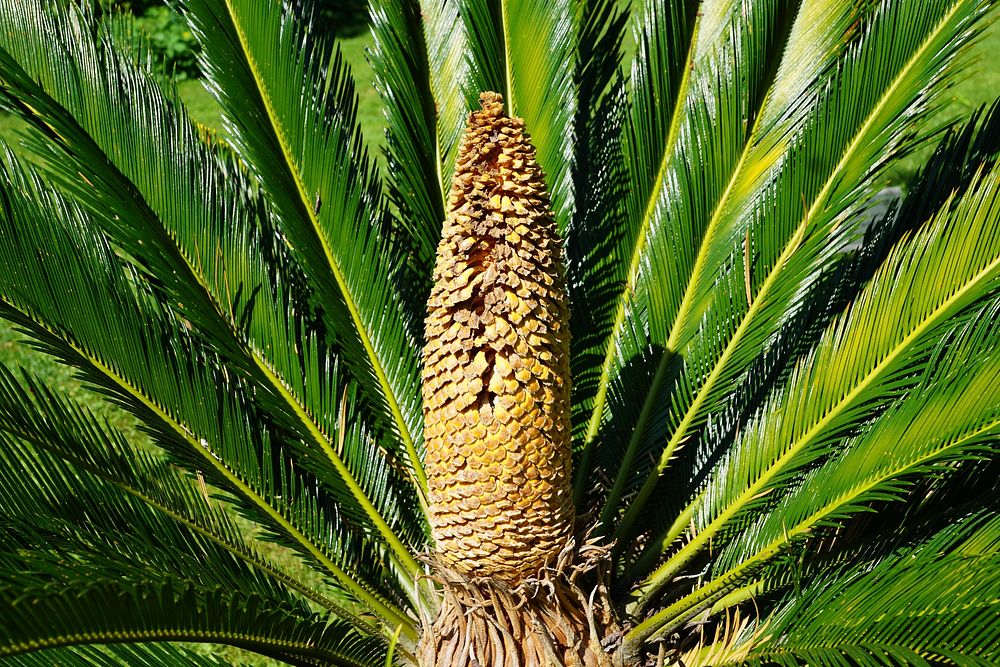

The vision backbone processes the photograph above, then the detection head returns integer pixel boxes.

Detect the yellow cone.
[422,92,573,583]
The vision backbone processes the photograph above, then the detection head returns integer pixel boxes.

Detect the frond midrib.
[0,624,366,666]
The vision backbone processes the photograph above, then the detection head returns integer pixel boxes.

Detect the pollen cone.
[422,92,573,583]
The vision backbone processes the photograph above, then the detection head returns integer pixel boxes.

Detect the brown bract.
[422,91,574,584]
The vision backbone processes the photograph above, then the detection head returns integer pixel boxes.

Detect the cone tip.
[479,91,504,116]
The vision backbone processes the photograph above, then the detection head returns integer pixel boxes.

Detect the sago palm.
[1,0,999,664]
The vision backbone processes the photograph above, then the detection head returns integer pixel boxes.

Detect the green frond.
[0,452,401,665]
[0,444,300,612]
[730,512,1000,666]
[564,0,629,454]
[369,0,447,289]
[456,0,578,230]
[459,0,507,102]
[627,97,1000,583]
[633,337,1000,638]
[0,433,389,665]
[627,126,1000,642]
[569,0,690,500]
[500,0,577,230]
[0,364,372,629]
[0,0,427,587]
[418,0,473,189]
[611,0,994,551]
[181,0,427,502]
[720,346,1000,571]
[573,0,788,505]
[0,574,384,666]
[0,644,237,666]
[0,1,257,368]
[0,146,414,637]
[701,102,1000,582]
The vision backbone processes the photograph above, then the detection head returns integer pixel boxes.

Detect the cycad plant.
[1,0,1000,664]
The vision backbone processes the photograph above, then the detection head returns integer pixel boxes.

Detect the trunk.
[417,540,628,667]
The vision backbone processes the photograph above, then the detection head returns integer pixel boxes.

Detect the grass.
[884,14,1000,183]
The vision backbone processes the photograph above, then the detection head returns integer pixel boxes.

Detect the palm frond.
[0,0,427,585]
[723,347,1000,573]
[458,0,506,101]
[369,0,447,290]
[729,512,1000,666]
[0,573,384,666]
[564,0,628,457]
[499,0,577,229]
[419,0,474,191]
[0,365,372,629]
[635,337,1000,637]
[181,0,426,501]
[0,644,237,666]
[628,97,1000,585]
[0,439,395,664]
[705,104,1000,581]
[627,130,1000,642]
[572,0,701,502]
[0,424,387,664]
[0,146,414,637]
[612,0,994,549]
[0,446,298,611]
[573,0,791,505]
[456,0,578,230]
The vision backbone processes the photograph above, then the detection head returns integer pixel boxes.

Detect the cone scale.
[422,92,574,584]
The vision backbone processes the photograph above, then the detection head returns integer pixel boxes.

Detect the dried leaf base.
[418,543,630,667]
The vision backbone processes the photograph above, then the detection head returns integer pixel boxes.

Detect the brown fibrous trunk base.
[418,541,634,667]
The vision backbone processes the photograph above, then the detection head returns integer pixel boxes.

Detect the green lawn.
[885,14,1000,182]
[945,14,1000,117]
